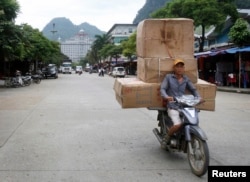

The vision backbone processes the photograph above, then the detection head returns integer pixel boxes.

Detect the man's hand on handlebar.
[165,96,174,103]
[199,98,205,104]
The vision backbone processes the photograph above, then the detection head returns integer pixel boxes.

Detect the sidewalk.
[217,86,250,94]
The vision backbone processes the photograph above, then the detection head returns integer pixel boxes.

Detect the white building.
[59,29,93,63]
[107,24,137,45]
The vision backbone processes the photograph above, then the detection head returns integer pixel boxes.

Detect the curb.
[217,87,250,94]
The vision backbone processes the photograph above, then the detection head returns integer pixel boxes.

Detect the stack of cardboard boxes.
[114,18,216,111]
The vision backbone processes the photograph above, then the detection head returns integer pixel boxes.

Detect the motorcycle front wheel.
[187,134,209,177]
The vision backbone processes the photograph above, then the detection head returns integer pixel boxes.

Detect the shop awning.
[194,46,250,58]
[194,50,226,58]
[194,51,212,58]
[225,46,250,54]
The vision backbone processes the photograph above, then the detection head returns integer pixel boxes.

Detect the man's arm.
[160,75,169,99]
[186,79,200,97]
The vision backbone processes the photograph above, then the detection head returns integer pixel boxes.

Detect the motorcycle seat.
[147,107,166,111]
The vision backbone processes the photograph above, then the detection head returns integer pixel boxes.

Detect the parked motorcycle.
[149,95,209,177]
[4,76,22,87]
[31,73,42,84]
[9,70,24,87]
[36,69,45,79]
[22,73,32,86]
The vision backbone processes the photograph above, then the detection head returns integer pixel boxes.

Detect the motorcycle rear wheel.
[187,134,209,177]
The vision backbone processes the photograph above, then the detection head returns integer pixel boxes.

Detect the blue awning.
[194,51,212,58]
[194,46,250,58]
[225,46,250,54]
[194,50,225,58]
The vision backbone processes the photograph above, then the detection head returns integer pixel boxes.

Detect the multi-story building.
[106,24,138,74]
[59,29,93,63]
[107,24,137,45]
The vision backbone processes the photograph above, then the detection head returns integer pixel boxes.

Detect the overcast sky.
[15,0,146,32]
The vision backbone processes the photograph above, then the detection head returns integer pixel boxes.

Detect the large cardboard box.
[185,79,217,111]
[136,18,194,58]
[193,79,217,111]
[195,79,217,99]
[113,78,163,108]
[137,57,198,83]
[114,78,216,111]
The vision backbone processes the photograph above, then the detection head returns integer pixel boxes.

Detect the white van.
[61,62,72,74]
[75,66,83,74]
[112,67,125,78]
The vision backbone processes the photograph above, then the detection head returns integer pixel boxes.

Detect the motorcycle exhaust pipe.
[153,128,163,143]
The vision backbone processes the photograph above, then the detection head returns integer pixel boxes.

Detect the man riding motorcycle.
[160,58,200,148]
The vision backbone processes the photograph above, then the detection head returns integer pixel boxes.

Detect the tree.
[99,44,122,64]
[151,0,238,52]
[99,44,113,60]
[121,33,136,60]
[107,45,123,64]
[0,0,63,75]
[228,18,250,47]
[0,0,20,61]
[20,24,61,68]
[91,34,111,63]
[228,18,250,88]
[0,0,20,21]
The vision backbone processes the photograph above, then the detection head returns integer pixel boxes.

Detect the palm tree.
[91,34,111,63]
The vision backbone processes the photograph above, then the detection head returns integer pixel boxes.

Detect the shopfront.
[195,47,250,88]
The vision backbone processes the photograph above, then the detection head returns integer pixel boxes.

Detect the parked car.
[42,64,58,79]
[112,67,125,78]
[75,66,83,74]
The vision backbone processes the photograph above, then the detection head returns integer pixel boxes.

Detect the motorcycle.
[36,69,45,79]
[9,71,24,87]
[98,69,104,77]
[4,77,22,88]
[11,70,24,87]
[148,95,209,177]
[22,73,32,86]
[31,73,42,84]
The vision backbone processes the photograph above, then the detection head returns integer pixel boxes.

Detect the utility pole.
[51,23,57,41]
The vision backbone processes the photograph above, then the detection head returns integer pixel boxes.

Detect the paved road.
[0,73,250,182]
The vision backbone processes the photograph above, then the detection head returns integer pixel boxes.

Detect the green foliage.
[134,0,250,25]
[107,45,123,59]
[0,0,21,61]
[133,0,171,24]
[151,0,238,52]
[87,34,111,63]
[99,44,114,59]
[228,18,250,46]
[0,0,20,21]
[79,57,89,67]
[121,33,136,59]
[0,0,62,66]
[19,24,61,65]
